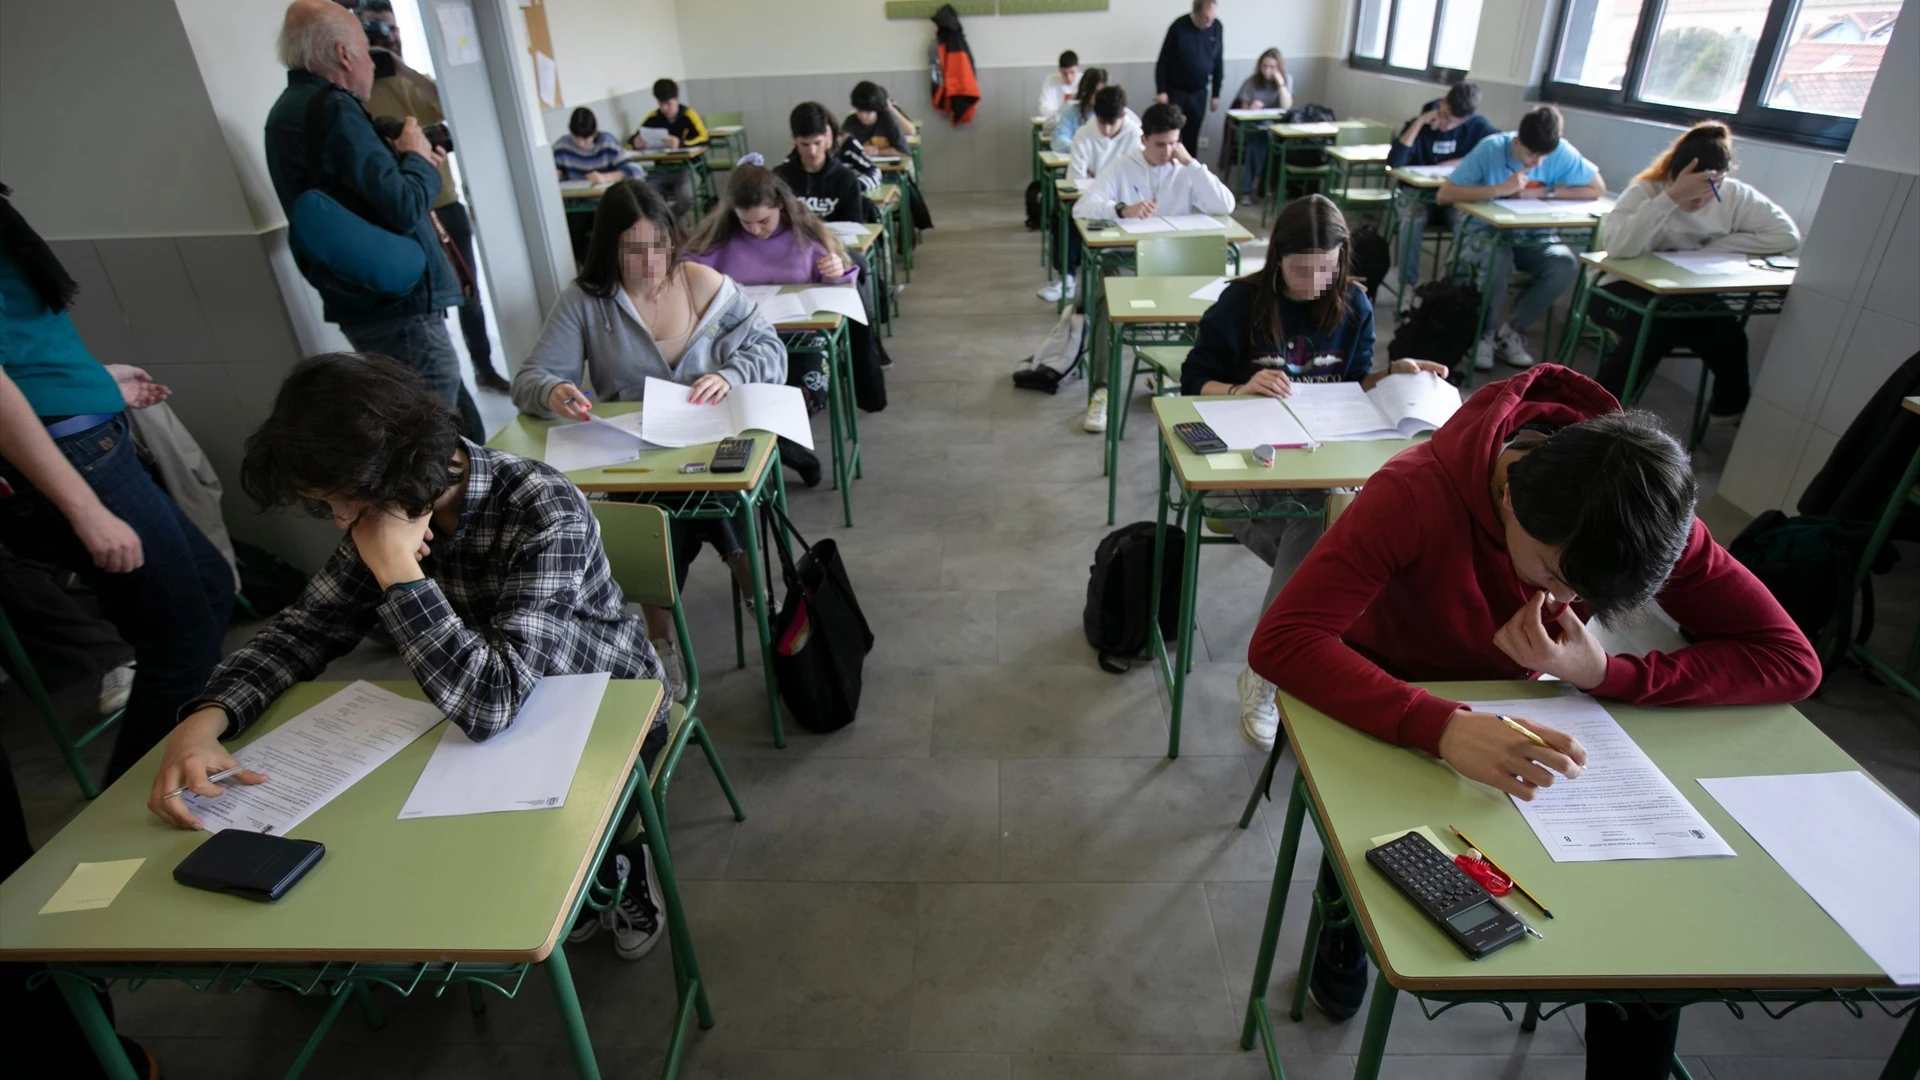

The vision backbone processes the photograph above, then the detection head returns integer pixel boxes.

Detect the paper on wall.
[534,51,558,108]
[436,3,482,66]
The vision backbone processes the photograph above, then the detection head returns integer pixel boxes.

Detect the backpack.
[232,540,310,619]
[1024,180,1044,230]
[1729,511,1887,679]
[1291,104,1337,123]
[1349,225,1391,301]
[1083,523,1184,673]
[1388,280,1484,375]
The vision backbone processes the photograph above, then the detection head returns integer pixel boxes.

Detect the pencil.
[1452,825,1554,919]
[1497,713,1552,749]
[601,467,653,473]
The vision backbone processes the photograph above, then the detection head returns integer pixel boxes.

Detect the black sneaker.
[1305,861,1368,1021]
[604,852,665,960]
[1012,366,1065,394]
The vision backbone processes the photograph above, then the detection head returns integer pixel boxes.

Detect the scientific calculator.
[1366,831,1527,959]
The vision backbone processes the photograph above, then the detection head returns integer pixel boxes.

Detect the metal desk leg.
[737,492,786,748]
[634,762,714,1080]
[1241,769,1309,1065]
[54,974,140,1080]
[1165,494,1203,758]
[1352,966,1401,1080]
[1879,1005,1920,1080]
[1106,318,1124,524]
[544,945,603,1080]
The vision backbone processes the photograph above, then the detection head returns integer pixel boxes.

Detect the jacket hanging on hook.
[929,4,980,125]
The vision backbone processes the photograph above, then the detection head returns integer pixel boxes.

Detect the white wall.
[174,0,294,231]
[545,0,686,104]
[0,0,256,239]
[673,0,1339,79]
[1842,1,1919,176]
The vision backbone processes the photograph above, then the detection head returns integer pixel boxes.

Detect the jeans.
[434,202,496,376]
[1590,281,1752,416]
[1241,126,1270,195]
[1225,499,1328,616]
[1398,203,1454,287]
[669,517,747,590]
[0,416,233,782]
[339,311,485,442]
[1480,237,1578,334]
[1166,89,1210,155]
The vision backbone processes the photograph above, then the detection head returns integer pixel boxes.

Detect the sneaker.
[1236,666,1278,751]
[1493,325,1536,368]
[1082,388,1109,433]
[604,851,665,960]
[1037,276,1077,303]
[568,905,602,944]
[1473,337,1495,372]
[1141,374,1159,394]
[99,662,135,714]
[1305,860,1369,1021]
[651,637,687,703]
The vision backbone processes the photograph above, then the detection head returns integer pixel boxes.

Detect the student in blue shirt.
[1439,105,1606,371]
[1387,81,1496,288]
[1048,67,1107,152]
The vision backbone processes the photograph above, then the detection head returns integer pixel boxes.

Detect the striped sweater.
[553,132,644,181]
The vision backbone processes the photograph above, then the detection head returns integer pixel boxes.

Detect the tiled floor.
[7,193,1919,1079]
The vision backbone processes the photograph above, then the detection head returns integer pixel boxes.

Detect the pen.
[1453,825,1554,920]
[162,765,246,801]
[1708,175,1722,202]
[1497,713,1552,750]
[601,467,653,473]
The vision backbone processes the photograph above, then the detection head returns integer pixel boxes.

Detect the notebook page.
[1364,372,1461,436]
[1282,382,1399,441]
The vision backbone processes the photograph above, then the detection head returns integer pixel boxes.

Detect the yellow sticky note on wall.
[40,859,145,914]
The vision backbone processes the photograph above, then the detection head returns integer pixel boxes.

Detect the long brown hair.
[1249,194,1350,339]
[1635,120,1734,184]
[682,165,847,263]
[578,178,684,299]
[1252,48,1288,93]
[1073,67,1107,123]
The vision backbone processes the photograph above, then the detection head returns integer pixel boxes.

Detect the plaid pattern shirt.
[194,442,661,741]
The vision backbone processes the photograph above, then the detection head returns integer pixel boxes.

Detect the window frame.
[1540,0,1873,151]
[1348,0,1477,84]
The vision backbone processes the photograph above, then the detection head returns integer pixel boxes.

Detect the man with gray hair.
[264,0,481,439]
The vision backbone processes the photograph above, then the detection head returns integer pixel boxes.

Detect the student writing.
[1049,67,1108,153]
[554,106,644,183]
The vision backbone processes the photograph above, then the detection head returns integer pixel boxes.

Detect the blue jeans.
[1482,237,1578,334]
[1241,127,1270,195]
[339,311,485,441]
[0,415,233,781]
[1398,203,1454,287]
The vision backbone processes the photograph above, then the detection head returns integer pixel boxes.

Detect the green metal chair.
[1328,125,1397,232]
[0,603,122,798]
[704,111,746,169]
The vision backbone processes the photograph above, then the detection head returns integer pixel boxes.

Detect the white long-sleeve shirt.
[1072,148,1236,220]
[1037,72,1074,119]
[1601,177,1800,263]
[1067,109,1142,183]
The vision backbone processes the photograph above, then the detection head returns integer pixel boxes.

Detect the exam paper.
[1231,108,1290,119]
[1284,382,1401,441]
[1189,277,1229,302]
[1652,250,1756,276]
[544,413,648,473]
[825,221,867,239]
[1163,214,1226,232]
[1398,163,1456,178]
[1475,695,1736,862]
[40,859,144,914]
[181,682,444,835]
[1116,217,1175,235]
[741,285,867,326]
[639,376,815,451]
[1699,772,1919,985]
[1489,198,1613,217]
[399,673,610,819]
[1193,397,1313,451]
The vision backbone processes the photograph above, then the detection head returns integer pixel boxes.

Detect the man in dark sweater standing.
[1155,0,1224,156]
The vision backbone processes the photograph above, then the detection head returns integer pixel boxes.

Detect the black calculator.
[1365,832,1527,960]
[1173,421,1228,454]
[710,437,753,473]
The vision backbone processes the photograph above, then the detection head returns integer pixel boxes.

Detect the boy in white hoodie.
[1590,121,1798,420]
[1067,85,1142,184]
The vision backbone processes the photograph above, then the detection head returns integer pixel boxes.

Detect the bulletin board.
[522,0,562,108]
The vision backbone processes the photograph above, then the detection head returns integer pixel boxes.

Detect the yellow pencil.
[601,467,653,473]
[1497,713,1552,749]
[1452,825,1554,919]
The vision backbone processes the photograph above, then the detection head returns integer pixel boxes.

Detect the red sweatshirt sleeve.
[1591,520,1821,705]
[1248,470,1466,756]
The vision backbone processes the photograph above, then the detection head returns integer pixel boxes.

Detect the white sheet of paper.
[1116,217,1175,235]
[557,179,594,191]
[1193,397,1314,451]
[544,417,644,472]
[1164,214,1225,232]
[1475,695,1736,862]
[182,682,444,835]
[634,127,672,150]
[825,221,866,239]
[1283,382,1399,441]
[1489,197,1612,217]
[747,285,867,326]
[639,376,814,451]
[1399,163,1456,178]
[1699,772,1919,984]
[1365,371,1461,435]
[534,51,558,108]
[398,673,609,819]
[436,2,482,66]
[1189,277,1229,302]
[1231,108,1291,120]
[1652,250,1755,276]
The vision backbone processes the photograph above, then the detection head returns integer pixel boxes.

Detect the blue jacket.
[265,70,462,323]
[1385,100,1499,169]
[1156,16,1224,96]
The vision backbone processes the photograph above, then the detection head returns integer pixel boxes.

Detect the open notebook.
[739,284,867,326]
[639,376,814,450]
[1282,374,1461,442]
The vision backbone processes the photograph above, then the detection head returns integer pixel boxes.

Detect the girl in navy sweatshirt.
[1179,195,1446,751]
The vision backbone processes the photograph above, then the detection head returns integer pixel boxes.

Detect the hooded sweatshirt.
[683,224,858,287]
[1067,109,1143,182]
[1072,146,1234,220]
[774,151,870,223]
[1249,365,1820,756]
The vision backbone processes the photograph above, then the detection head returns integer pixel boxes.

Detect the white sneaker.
[1474,337,1495,372]
[1494,325,1536,368]
[652,636,688,703]
[1037,276,1077,303]
[604,851,666,960]
[98,662,135,714]
[1236,666,1279,751]
[1083,388,1109,433]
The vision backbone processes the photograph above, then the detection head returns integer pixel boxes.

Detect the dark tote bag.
[763,502,874,732]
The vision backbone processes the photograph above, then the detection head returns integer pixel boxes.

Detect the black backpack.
[1291,104,1336,123]
[1388,280,1484,375]
[232,540,309,619]
[1350,225,1391,301]
[1083,523,1184,673]
[1024,180,1043,230]
[1729,511,1888,679]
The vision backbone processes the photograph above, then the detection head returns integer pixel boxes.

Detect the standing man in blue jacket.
[1155,0,1224,157]
[265,0,482,441]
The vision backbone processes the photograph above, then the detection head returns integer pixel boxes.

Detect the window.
[1349,0,1483,81]
[1544,0,1899,147]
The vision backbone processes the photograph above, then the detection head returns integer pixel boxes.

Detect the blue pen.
[1708,176,1722,203]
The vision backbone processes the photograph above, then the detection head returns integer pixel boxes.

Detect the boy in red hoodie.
[1249,364,1818,1077]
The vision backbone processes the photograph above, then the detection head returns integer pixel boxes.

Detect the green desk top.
[1282,680,1896,991]
[1328,143,1392,163]
[1388,166,1451,188]
[869,183,900,208]
[486,402,779,494]
[0,680,662,964]
[1268,122,1339,138]
[1037,150,1070,170]
[1458,197,1616,229]
[1077,215,1256,250]
[1152,396,1417,490]
[707,125,745,136]
[1103,276,1223,323]
[1056,178,1084,200]
[838,223,883,255]
[559,181,614,200]
[629,145,707,163]
[1578,250,1796,295]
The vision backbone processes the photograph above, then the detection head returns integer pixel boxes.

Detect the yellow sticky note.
[1204,453,1249,469]
[40,859,145,914]
[1130,299,1157,309]
[1370,825,1451,853]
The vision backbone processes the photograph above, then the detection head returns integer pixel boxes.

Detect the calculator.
[1365,832,1527,960]
[1173,421,1228,454]
[710,437,754,474]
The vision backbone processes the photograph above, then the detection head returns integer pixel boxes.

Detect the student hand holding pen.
[547,382,594,420]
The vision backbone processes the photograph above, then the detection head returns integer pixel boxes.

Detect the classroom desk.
[1226,109,1289,193]
[1262,119,1381,223]
[487,406,795,747]
[706,123,747,168]
[907,132,923,176]
[1030,116,1047,182]
[1036,151,1071,277]
[1846,396,1920,699]
[1051,178,1083,313]
[767,284,864,528]
[1148,397,1415,758]
[1450,197,1614,385]
[1326,144,1395,229]
[1074,214,1254,373]
[630,145,715,219]
[0,680,712,1080]
[1383,166,1455,304]
[1558,251,1792,449]
[1237,680,1920,1080]
[839,221,894,338]
[1097,278,1222,524]
[869,182,911,282]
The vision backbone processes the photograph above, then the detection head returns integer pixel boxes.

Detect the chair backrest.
[706,111,745,127]
[1136,234,1229,278]
[590,501,677,609]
